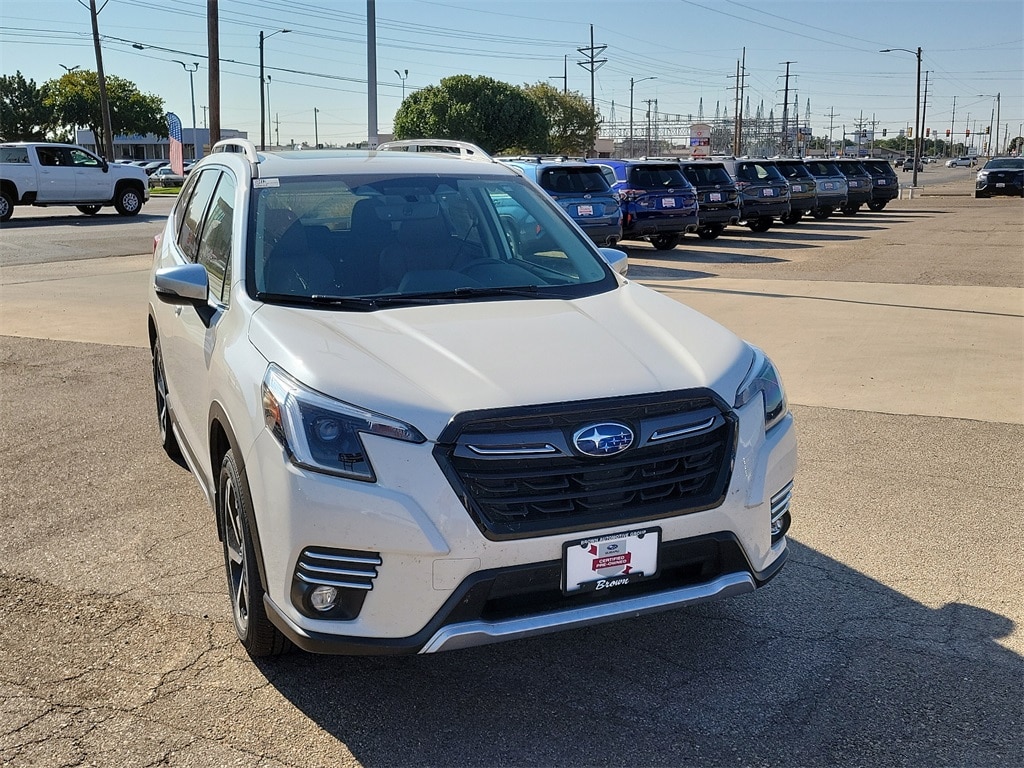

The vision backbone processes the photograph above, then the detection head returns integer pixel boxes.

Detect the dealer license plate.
[877,179,888,185]
[708,192,722,202]
[791,184,803,193]
[563,528,660,594]
[577,204,594,216]
[761,187,776,197]
[996,183,1006,188]
[661,197,676,208]
[822,181,835,190]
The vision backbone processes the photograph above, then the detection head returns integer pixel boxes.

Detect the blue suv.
[586,159,699,250]
[498,157,622,246]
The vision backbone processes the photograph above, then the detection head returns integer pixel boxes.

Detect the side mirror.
[154,263,209,305]
[598,247,629,277]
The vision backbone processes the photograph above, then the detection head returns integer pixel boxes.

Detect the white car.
[946,156,976,168]
[147,138,796,658]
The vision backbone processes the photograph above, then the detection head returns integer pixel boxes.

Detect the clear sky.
[1,0,1022,148]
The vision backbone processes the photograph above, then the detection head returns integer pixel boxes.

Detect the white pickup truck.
[0,142,150,222]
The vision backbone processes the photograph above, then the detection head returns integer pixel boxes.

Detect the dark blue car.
[498,157,622,246]
[586,159,699,250]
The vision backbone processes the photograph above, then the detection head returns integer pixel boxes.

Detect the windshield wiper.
[402,285,547,300]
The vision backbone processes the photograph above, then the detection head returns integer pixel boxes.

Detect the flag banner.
[167,113,184,175]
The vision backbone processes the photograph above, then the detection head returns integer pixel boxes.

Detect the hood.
[248,283,752,439]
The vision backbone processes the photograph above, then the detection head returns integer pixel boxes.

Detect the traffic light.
[966,129,971,137]
[926,128,930,137]
[945,129,951,137]
[882,128,887,137]
[985,126,991,135]
[907,127,913,138]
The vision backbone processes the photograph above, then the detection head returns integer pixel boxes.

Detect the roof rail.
[376,139,492,162]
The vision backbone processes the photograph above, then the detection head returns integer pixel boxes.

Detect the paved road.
[1,181,1021,767]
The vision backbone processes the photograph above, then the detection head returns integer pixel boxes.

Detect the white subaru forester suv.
[148,138,796,658]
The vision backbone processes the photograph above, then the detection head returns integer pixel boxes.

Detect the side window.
[36,147,63,166]
[69,149,101,168]
[196,174,236,303]
[177,169,221,262]
[0,147,30,164]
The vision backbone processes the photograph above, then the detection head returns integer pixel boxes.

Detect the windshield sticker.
[253,178,280,188]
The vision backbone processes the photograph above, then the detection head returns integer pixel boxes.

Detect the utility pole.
[920,70,930,159]
[780,61,795,155]
[207,0,220,147]
[367,0,379,148]
[644,99,657,156]
[575,25,606,156]
[84,0,115,160]
[730,47,746,155]
[949,96,957,157]
[825,107,838,157]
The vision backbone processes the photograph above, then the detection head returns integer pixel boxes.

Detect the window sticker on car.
[253,178,280,188]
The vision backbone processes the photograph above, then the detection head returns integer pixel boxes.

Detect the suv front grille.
[434,390,736,540]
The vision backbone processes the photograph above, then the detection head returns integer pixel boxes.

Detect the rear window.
[539,167,611,194]
[734,162,785,183]
[682,164,733,186]
[836,162,868,177]
[775,162,812,180]
[627,164,688,189]
[861,160,895,175]
[805,161,841,176]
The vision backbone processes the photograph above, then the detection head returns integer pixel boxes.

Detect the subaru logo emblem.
[573,423,634,457]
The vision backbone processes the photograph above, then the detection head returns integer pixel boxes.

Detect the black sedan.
[975,157,1024,198]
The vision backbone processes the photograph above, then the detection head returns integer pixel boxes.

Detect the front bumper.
[245,396,797,655]
[976,178,1023,197]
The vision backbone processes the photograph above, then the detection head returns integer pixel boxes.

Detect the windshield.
[682,164,734,186]
[775,162,813,180]
[627,164,690,189]
[985,158,1024,170]
[246,174,616,307]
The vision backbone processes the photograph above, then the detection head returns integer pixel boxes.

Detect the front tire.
[151,338,181,460]
[650,233,679,251]
[0,190,13,222]
[219,449,289,658]
[748,217,771,233]
[114,186,144,216]
[77,204,102,216]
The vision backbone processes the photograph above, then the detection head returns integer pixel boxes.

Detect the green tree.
[520,82,599,155]
[45,70,165,154]
[393,75,547,154]
[0,71,52,141]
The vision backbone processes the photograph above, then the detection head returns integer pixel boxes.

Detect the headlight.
[262,365,425,482]
[734,346,788,431]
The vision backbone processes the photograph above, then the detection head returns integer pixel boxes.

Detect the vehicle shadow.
[625,264,718,281]
[254,539,1022,767]
[0,211,168,229]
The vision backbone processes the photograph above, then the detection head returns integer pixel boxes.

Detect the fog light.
[310,585,339,612]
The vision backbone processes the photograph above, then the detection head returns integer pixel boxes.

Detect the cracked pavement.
[1,186,1022,766]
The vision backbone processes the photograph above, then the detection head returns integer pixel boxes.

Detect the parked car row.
[493,154,902,249]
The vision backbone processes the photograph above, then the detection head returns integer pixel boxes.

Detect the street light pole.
[314,107,319,148]
[880,46,922,187]
[629,76,655,158]
[173,60,200,159]
[259,28,290,151]
[393,69,408,102]
[978,93,1001,156]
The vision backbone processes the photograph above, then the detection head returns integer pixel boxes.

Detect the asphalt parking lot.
[1,175,1022,767]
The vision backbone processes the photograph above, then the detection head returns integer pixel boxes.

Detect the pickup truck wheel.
[151,338,181,460]
[0,190,12,222]
[866,201,886,212]
[650,233,679,250]
[219,449,289,657]
[696,224,723,240]
[748,217,772,233]
[114,186,143,216]
[77,205,102,216]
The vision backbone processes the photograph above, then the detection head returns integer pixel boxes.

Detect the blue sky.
[2,0,1021,148]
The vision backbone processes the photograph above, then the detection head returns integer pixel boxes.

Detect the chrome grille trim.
[770,481,794,525]
[294,547,381,590]
[650,416,718,442]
